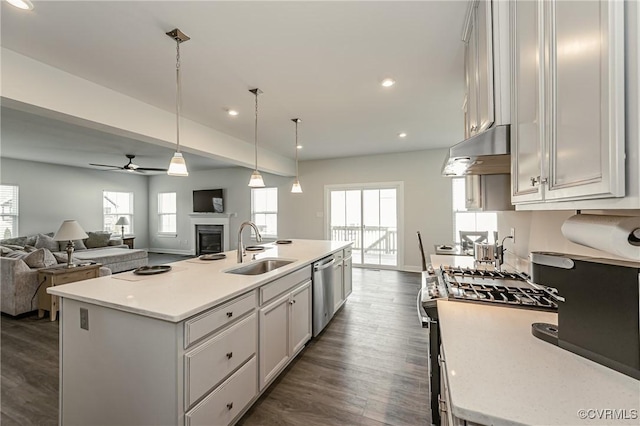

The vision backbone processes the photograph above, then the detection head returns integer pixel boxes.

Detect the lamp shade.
[248,170,265,187]
[168,152,189,176]
[53,220,88,241]
[115,216,129,226]
[291,180,303,193]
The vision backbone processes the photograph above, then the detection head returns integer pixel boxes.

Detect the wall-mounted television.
[193,189,224,213]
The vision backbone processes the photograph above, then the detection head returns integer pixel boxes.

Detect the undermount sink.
[225,259,295,276]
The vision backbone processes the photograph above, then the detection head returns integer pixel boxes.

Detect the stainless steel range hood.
[441,125,511,176]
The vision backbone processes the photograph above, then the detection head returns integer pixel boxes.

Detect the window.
[452,178,497,243]
[158,192,177,234]
[251,187,278,238]
[103,191,133,235]
[0,185,19,239]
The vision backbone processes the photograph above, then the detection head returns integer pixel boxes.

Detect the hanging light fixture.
[248,88,265,187]
[291,118,303,193]
[166,28,190,177]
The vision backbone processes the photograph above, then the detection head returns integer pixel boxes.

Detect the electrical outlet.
[510,227,516,244]
[80,308,89,330]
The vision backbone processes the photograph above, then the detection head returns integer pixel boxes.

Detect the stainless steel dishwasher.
[312,255,335,337]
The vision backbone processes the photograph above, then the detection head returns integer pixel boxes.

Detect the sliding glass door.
[327,184,401,268]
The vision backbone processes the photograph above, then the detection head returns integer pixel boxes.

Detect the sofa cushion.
[1,243,24,251]
[1,246,16,256]
[35,233,60,251]
[23,248,57,268]
[72,247,147,263]
[58,239,87,251]
[52,252,83,264]
[85,232,111,249]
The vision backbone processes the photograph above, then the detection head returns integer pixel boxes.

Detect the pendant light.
[248,88,265,187]
[291,118,303,193]
[166,28,189,177]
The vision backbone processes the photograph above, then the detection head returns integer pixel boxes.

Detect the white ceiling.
[1,0,466,170]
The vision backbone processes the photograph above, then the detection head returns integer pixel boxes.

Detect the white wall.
[148,167,291,254]
[0,158,150,246]
[498,210,640,273]
[147,149,453,270]
[278,149,453,271]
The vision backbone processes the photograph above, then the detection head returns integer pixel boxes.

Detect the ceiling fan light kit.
[248,88,265,187]
[291,118,303,194]
[166,28,190,177]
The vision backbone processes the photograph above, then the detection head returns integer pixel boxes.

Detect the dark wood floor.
[1,265,430,425]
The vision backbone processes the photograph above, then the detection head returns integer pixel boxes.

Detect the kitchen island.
[48,239,352,426]
[437,299,640,426]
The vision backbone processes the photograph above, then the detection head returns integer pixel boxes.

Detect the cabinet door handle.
[226,402,233,410]
[226,352,233,359]
[226,311,233,318]
[530,176,548,187]
[289,300,294,305]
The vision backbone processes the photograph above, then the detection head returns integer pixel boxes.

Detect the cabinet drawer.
[184,292,256,348]
[260,267,311,305]
[334,250,344,263]
[186,356,257,426]
[185,314,257,408]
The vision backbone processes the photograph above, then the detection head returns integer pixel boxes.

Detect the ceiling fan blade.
[90,163,124,169]
[136,167,168,172]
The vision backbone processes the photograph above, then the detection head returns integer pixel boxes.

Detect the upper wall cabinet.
[464,0,493,137]
[510,0,626,207]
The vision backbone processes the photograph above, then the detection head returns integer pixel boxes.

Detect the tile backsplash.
[497,209,640,274]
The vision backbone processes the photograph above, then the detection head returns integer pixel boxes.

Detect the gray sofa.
[1,231,148,316]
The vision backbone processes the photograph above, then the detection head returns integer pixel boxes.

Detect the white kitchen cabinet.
[511,0,626,207]
[259,280,311,391]
[464,0,495,137]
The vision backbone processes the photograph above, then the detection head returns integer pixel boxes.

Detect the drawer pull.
[226,352,233,359]
[226,402,233,410]
[226,312,233,318]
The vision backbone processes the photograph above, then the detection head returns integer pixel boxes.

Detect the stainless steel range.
[417,265,558,425]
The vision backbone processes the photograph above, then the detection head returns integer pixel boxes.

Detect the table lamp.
[115,216,129,239]
[53,220,88,268]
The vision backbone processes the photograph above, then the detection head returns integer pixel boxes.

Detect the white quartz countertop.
[437,300,640,426]
[48,239,350,323]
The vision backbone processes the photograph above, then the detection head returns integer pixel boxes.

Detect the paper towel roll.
[561,214,640,260]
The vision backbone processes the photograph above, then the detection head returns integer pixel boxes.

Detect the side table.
[122,236,135,249]
[38,263,102,321]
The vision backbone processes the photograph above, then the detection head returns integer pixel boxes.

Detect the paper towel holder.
[630,229,640,246]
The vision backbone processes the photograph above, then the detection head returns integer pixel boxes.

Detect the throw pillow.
[23,245,37,253]
[85,231,111,249]
[35,233,60,252]
[0,236,28,247]
[58,239,87,252]
[0,246,14,256]
[23,248,57,268]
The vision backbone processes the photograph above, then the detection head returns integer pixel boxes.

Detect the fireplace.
[196,225,224,255]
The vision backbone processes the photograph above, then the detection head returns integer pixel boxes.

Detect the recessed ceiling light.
[296,145,302,149]
[227,109,239,116]
[6,0,33,10]
[381,78,396,88]
[398,132,407,138]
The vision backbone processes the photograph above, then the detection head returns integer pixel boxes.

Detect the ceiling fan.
[90,154,168,173]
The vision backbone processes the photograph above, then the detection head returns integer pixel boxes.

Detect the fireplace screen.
[196,225,223,255]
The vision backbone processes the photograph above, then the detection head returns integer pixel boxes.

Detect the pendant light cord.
[295,121,299,179]
[254,91,259,171]
[175,40,182,153]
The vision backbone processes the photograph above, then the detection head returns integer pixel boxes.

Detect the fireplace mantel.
[189,214,230,255]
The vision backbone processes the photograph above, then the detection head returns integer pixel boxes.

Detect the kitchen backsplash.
[497,209,640,274]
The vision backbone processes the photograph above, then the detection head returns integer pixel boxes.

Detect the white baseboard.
[148,248,193,256]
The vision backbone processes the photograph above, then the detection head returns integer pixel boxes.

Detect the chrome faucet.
[237,221,262,263]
